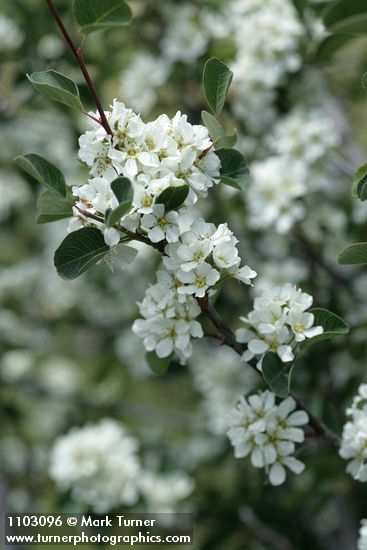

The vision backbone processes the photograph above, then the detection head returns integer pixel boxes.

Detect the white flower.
[227,391,308,486]
[177,262,220,298]
[231,264,258,285]
[340,384,367,482]
[162,5,209,64]
[287,307,323,342]
[177,239,212,272]
[103,227,121,246]
[236,284,323,365]
[139,471,194,513]
[247,157,307,233]
[0,15,24,51]
[267,107,340,166]
[49,419,140,512]
[141,205,180,243]
[358,519,367,550]
[120,53,170,115]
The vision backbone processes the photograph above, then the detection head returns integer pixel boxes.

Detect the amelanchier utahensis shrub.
[13,2,367,524]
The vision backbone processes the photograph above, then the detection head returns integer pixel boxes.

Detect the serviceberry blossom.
[229,0,305,132]
[267,107,340,166]
[236,284,323,367]
[120,53,170,116]
[132,280,204,362]
[227,391,309,486]
[247,157,308,233]
[70,100,221,246]
[139,471,194,513]
[358,520,367,550]
[133,217,256,362]
[161,4,209,64]
[0,15,24,52]
[339,384,367,482]
[49,419,140,512]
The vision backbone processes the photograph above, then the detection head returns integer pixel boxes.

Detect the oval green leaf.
[27,70,83,111]
[300,308,349,350]
[14,154,66,198]
[216,148,250,191]
[37,190,73,224]
[262,352,293,398]
[156,185,189,211]
[338,242,367,265]
[203,57,233,115]
[352,164,367,201]
[73,0,132,34]
[201,110,237,148]
[323,0,367,29]
[106,177,134,227]
[54,227,110,280]
[146,352,172,375]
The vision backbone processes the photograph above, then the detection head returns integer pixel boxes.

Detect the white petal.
[269,463,286,486]
[103,227,121,246]
[283,457,305,475]
[288,410,309,426]
[156,339,173,358]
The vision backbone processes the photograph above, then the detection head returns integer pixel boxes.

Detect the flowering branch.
[200,297,341,448]
[45,0,113,136]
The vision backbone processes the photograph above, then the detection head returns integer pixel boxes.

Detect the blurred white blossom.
[50,419,141,512]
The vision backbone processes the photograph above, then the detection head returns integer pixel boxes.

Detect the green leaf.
[54,227,110,280]
[301,308,349,350]
[106,177,133,227]
[323,0,367,30]
[201,110,224,141]
[73,0,132,34]
[27,70,83,111]
[203,57,233,115]
[216,133,237,149]
[262,352,293,398]
[328,15,367,35]
[146,352,172,375]
[156,185,189,211]
[316,34,353,62]
[201,110,237,149]
[36,190,73,224]
[362,73,367,92]
[352,164,367,201]
[14,154,66,198]
[338,243,367,265]
[216,148,250,191]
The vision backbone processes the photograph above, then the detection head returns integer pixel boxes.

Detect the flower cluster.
[0,14,24,52]
[247,157,308,234]
[71,100,221,245]
[227,391,309,485]
[119,53,170,116]
[49,419,141,512]
[358,520,367,550]
[133,217,256,362]
[236,284,323,367]
[339,384,367,482]
[49,419,194,513]
[139,471,194,513]
[267,107,340,166]
[161,4,209,64]
[246,107,339,233]
[229,0,305,132]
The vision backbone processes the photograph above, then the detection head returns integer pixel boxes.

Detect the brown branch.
[45,0,113,136]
